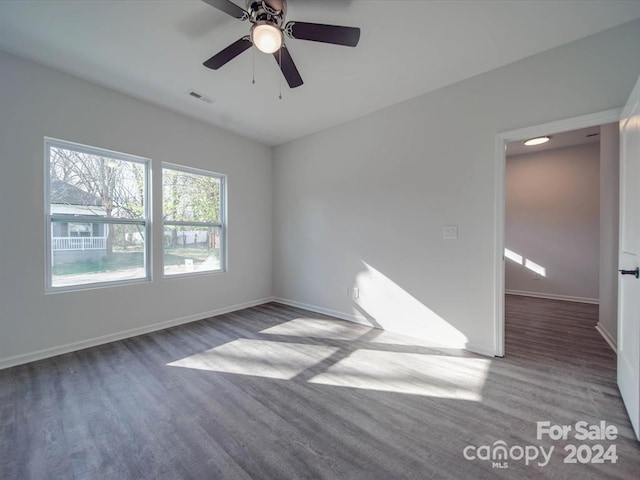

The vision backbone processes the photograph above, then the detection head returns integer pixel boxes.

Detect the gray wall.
[505,143,600,301]
[2,20,639,364]
[599,122,620,346]
[273,20,640,355]
[0,50,273,366]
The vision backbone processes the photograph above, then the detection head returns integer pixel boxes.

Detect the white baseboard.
[272,297,497,357]
[0,297,275,370]
[272,297,373,327]
[595,323,617,353]
[505,289,599,305]
[464,343,497,357]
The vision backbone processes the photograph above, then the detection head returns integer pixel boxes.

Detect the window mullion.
[164,221,222,228]
[51,215,147,225]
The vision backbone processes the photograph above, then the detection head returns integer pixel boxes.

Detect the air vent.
[187,90,214,104]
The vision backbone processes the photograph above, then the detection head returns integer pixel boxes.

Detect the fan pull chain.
[252,47,255,85]
[278,48,282,100]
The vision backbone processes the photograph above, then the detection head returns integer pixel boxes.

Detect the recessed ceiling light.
[524,136,551,146]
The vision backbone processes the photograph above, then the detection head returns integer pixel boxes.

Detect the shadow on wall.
[348,261,468,350]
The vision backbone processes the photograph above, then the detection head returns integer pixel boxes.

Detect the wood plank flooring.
[1,296,638,479]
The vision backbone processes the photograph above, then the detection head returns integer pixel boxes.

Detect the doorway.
[493,109,622,357]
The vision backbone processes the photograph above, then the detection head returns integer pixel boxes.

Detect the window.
[45,138,150,291]
[162,164,226,276]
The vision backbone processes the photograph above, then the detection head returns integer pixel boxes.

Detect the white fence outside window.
[52,237,107,251]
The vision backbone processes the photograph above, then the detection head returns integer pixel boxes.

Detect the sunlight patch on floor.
[167,339,339,380]
[308,351,491,400]
[167,335,490,400]
[261,317,468,352]
[261,317,369,341]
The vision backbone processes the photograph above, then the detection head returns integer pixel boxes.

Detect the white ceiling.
[506,126,601,157]
[1,1,639,146]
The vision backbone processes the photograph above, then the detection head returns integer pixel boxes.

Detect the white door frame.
[493,108,622,357]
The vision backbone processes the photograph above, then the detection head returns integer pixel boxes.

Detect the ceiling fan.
[201,0,361,88]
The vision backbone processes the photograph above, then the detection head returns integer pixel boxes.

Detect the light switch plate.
[443,225,458,240]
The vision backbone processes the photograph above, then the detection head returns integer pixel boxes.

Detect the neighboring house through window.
[50,179,108,253]
[45,138,150,291]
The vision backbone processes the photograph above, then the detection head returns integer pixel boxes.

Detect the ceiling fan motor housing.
[247,1,286,28]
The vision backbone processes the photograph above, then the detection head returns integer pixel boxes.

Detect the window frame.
[44,137,152,293]
[161,162,227,278]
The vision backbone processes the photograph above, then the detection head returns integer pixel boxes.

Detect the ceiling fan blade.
[201,0,248,20]
[273,44,303,88]
[284,21,360,47]
[203,36,252,69]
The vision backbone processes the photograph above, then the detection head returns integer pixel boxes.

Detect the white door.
[618,75,640,441]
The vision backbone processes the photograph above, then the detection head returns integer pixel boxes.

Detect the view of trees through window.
[47,140,149,289]
[46,139,225,290]
[162,165,224,276]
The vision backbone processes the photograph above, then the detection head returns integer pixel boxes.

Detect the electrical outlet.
[534,273,541,280]
[347,287,359,299]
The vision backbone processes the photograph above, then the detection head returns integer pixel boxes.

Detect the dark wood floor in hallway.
[1,296,638,479]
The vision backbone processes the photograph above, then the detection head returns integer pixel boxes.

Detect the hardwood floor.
[1,297,638,479]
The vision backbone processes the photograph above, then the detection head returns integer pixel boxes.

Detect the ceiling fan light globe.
[251,23,283,54]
